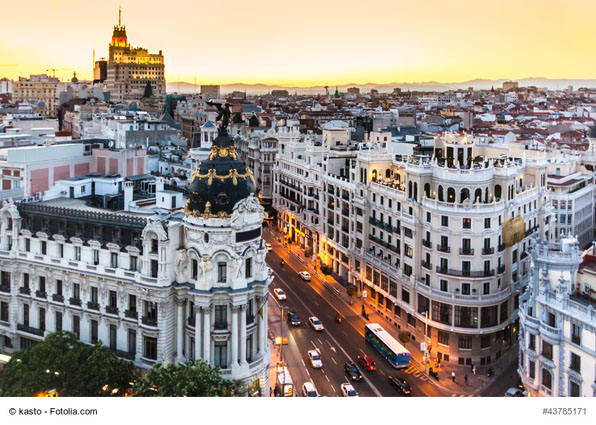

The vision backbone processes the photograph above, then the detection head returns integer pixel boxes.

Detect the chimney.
[124,181,133,212]
[156,176,165,193]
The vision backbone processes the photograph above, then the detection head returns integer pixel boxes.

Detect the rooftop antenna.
[119,5,121,26]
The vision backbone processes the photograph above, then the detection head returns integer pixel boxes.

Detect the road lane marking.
[330,385,336,394]
[343,331,348,336]
[331,357,337,365]
[317,338,323,345]
[379,370,386,377]
[306,369,311,378]
[301,359,305,367]
[325,375,330,382]
[310,340,317,349]
[360,349,366,355]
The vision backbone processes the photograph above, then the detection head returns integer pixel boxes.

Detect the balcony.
[111,349,135,361]
[540,322,561,341]
[421,261,432,270]
[422,239,432,249]
[435,266,494,277]
[482,247,494,255]
[35,290,47,299]
[393,226,401,235]
[87,301,100,311]
[437,244,450,253]
[17,323,44,337]
[498,244,505,252]
[125,309,138,319]
[497,265,506,274]
[142,317,158,327]
[69,297,82,307]
[0,284,10,293]
[459,248,474,256]
[19,287,31,295]
[52,294,64,303]
[105,305,119,315]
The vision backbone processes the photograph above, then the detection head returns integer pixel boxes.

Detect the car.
[344,361,363,381]
[357,355,377,371]
[302,382,319,397]
[298,271,312,281]
[308,316,324,331]
[287,311,301,326]
[265,243,272,251]
[307,350,323,368]
[340,383,359,397]
[389,376,412,395]
[504,387,529,397]
[273,288,286,301]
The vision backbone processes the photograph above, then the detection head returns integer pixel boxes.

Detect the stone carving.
[198,256,213,281]
[231,256,243,281]
[230,193,263,230]
[175,249,191,283]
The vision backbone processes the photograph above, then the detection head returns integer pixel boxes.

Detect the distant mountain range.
[166,78,596,96]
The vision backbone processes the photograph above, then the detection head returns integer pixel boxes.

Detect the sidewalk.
[266,300,281,397]
[266,226,517,396]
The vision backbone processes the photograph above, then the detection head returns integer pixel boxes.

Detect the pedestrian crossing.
[404,365,429,382]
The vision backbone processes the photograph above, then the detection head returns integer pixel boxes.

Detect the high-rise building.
[100,8,165,102]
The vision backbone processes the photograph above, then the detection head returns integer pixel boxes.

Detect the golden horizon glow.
[1,0,595,86]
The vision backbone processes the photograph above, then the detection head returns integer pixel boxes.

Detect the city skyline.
[1,0,595,85]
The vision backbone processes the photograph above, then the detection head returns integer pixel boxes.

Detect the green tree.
[131,360,245,397]
[346,285,356,305]
[0,331,136,397]
[320,265,333,276]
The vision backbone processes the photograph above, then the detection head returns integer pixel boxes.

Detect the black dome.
[185,133,255,218]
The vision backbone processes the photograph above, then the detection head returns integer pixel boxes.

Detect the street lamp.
[280,306,289,364]
[421,311,429,371]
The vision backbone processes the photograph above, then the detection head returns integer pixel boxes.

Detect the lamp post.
[280,306,288,364]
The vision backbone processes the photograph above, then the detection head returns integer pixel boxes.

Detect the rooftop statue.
[204,98,232,136]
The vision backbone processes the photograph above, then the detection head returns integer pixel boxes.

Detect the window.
[438,330,449,346]
[23,273,29,289]
[542,368,552,390]
[73,283,80,300]
[91,287,98,304]
[111,252,118,268]
[93,249,99,265]
[25,238,30,252]
[454,306,478,328]
[245,258,252,278]
[426,212,431,223]
[215,305,227,329]
[217,262,227,282]
[405,244,413,258]
[403,264,412,277]
[128,329,137,355]
[570,352,581,373]
[441,215,449,227]
[23,304,29,326]
[483,282,490,295]
[0,301,9,322]
[529,360,535,379]
[39,276,46,293]
[440,279,448,292]
[481,334,490,349]
[499,300,508,324]
[144,301,157,321]
[109,291,117,308]
[571,324,581,345]
[74,246,81,261]
[56,280,62,296]
[542,341,553,360]
[402,289,410,304]
[459,336,472,349]
[55,311,62,332]
[246,335,253,362]
[128,295,137,312]
[461,283,470,295]
[463,218,471,229]
[484,217,491,229]
[214,342,228,368]
[480,305,498,328]
[38,307,45,331]
[130,255,138,271]
[144,336,157,360]
[41,241,47,255]
[432,301,452,325]
[528,334,536,351]
[73,315,80,338]
[90,320,98,344]
[109,324,117,350]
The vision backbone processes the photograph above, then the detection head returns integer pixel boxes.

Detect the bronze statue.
[205,99,232,136]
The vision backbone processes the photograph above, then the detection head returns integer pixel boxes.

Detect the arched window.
[447,187,455,203]
[460,188,470,203]
[371,169,378,182]
[495,184,502,200]
[542,368,552,390]
[424,183,431,198]
[408,181,413,198]
[413,182,418,201]
[385,169,391,179]
[474,188,482,203]
[438,185,444,202]
[484,187,489,203]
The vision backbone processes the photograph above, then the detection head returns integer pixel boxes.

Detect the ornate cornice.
[209,145,238,161]
[190,168,255,187]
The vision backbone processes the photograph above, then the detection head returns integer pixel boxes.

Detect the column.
[239,305,247,365]
[231,306,239,366]
[176,299,184,361]
[194,307,200,362]
[203,306,211,363]
[258,297,267,354]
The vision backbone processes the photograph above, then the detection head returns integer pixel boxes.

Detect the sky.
[1,0,595,86]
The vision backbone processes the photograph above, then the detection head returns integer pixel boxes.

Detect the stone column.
[194,307,200,362]
[258,295,268,354]
[176,298,184,362]
[231,306,239,367]
[239,304,247,365]
[203,306,211,363]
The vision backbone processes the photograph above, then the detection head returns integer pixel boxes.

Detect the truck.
[275,364,294,397]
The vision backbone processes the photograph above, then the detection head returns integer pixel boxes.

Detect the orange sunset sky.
[0,0,595,86]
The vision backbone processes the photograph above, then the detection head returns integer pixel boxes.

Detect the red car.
[357,355,376,371]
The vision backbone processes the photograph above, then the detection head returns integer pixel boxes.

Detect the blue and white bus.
[364,323,410,368]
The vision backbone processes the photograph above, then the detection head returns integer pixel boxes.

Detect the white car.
[308,316,324,331]
[307,350,323,368]
[341,383,359,397]
[302,382,319,397]
[298,271,312,281]
[504,387,529,397]
[265,243,272,251]
[273,288,286,301]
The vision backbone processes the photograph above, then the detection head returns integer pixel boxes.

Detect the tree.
[0,332,136,397]
[131,360,245,397]
[346,285,357,305]
[320,265,333,276]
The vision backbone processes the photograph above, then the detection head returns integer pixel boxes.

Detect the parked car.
[344,361,363,381]
[265,243,272,251]
[298,271,312,281]
[340,383,358,397]
[389,376,412,395]
[273,288,286,301]
[504,387,529,397]
[307,350,323,368]
[287,311,301,326]
[357,355,376,371]
[302,382,319,397]
[308,316,324,331]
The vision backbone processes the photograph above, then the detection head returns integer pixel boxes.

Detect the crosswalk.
[404,365,429,382]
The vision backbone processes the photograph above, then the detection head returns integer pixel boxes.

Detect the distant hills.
[166,78,596,95]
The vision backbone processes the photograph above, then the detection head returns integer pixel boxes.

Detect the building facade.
[12,75,59,117]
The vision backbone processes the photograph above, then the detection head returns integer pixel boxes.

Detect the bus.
[364,323,410,368]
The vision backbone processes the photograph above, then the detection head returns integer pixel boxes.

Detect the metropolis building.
[0,117,272,395]
[274,129,553,365]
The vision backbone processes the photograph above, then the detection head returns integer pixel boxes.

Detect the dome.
[185,132,256,218]
[590,126,596,138]
[71,72,78,83]
[36,99,46,108]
